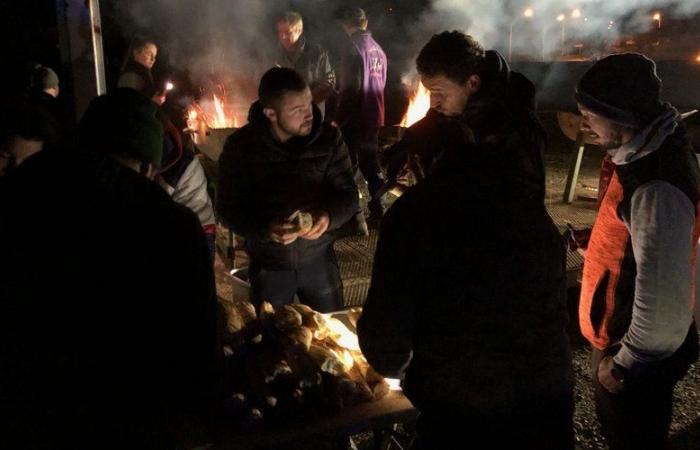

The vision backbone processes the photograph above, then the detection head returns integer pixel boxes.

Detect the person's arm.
[310,47,336,104]
[614,181,696,375]
[335,45,362,127]
[319,131,358,231]
[216,136,267,239]
[357,201,419,378]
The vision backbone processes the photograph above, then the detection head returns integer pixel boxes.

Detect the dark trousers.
[411,401,575,450]
[248,249,344,313]
[592,326,699,450]
[346,134,385,215]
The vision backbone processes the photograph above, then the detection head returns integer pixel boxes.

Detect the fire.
[212,94,238,129]
[400,81,430,127]
[325,317,361,351]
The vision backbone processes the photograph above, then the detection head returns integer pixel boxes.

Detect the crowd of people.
[1,5,698,450]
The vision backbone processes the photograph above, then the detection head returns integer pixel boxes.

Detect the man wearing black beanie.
[576,53,700,450]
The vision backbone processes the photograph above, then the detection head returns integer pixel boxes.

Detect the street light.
[653,12,662,29]
[571,9,581,19]
[508,7,534,62]
[557,14,566,56]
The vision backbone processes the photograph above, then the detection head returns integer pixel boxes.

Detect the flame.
[400,82,430,127]
[325,317,361,351]
[212,94,236,129]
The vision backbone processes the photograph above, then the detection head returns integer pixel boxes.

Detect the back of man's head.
[336,7,368,30]
[258,67,308,110]
[78,88,163,170]
[417,31,486,84]
[30,66,59,94]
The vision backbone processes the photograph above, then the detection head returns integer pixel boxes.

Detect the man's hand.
[270,220,300,245]
[598,355,624,394]
[299,210,330,240]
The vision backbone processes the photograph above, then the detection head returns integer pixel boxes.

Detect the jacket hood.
[470,50,537,114]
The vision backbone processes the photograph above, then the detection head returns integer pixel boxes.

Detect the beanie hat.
[336,7,367,27]
[78,88,163,167]
[575,53,663,128]
[31,66,60,92]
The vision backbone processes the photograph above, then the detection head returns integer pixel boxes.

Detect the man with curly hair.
[358,31,573,449]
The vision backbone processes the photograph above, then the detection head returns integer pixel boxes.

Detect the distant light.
[557,14,565,22]
[165,81,175,91]
[609,20,614,25]
[524,7,534,18]
[653,12,661,21]
[584,17,588,22]
[696,53,700,62]
[571,9,581,19]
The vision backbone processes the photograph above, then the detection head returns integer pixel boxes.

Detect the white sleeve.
[168,158,216,227]
[615,180,695,373]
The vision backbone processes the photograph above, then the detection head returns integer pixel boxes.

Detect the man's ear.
[263,107,277,123]
[466,74,481,93]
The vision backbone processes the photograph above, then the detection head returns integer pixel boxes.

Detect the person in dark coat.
[334,7,387,227]
[118,36,164,104]
[357,31,574,450]
[274,11,335,113]
[0,89,220,450]
[217,67,358,313]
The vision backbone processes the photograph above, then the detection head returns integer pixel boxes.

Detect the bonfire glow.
[325,317,361,351]
[400,81,430,127]
[212,94,238,128]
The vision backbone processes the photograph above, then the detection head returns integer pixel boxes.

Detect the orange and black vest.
[580,126,700,350]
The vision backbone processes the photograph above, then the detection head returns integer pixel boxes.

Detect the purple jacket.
[336,30,387,141]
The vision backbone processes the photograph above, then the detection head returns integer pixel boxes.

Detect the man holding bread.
[217,67,358,313]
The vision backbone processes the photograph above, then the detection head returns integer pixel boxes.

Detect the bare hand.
[598,355,624,394]
[299,210,330,240]
[270,220,300,245]
[152,93,166,106]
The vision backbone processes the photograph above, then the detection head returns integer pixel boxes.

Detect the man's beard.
[599,128,625,150]
[279,119,312,137]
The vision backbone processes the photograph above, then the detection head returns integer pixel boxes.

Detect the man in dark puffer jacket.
[358,31,574,450]
[217,67,358,313]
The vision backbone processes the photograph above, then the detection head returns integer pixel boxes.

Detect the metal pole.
[508,21,514,62]
[88,0,107,95]
[563,131,586,204]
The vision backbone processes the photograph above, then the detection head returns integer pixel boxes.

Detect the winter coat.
[358,51,572,416]
[274,36,335,105]
[217,101,358,270]
[335,30,387,143]
[0,150,219,448]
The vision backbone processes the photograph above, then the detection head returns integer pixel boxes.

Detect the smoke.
[419,0,700,62]
[112,0,351,113]
[110,0,700,119]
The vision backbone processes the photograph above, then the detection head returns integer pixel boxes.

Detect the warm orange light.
[571,9,581,19]
[400,82,430,127]
[557,13,565,22]
[696,53,700,63]
[524,7,534,18]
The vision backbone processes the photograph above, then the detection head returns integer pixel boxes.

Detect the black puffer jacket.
[358,51,572,416]
[217,102,358,270]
